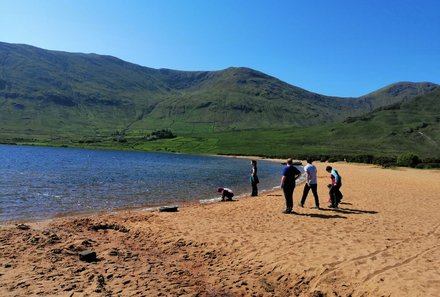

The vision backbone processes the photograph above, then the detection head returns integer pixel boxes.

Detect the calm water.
[0,145,294,222]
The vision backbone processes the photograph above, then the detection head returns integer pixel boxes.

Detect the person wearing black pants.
[283,184,295,212]
[329,183,342,207]
[326,165,343,208]
[301,183,320,208]
[300,159,320,209]
[250,160,259,196]
[280,158,301,214]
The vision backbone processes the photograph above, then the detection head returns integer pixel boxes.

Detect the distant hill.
[331,87,440,157]
[132,88,440,159]
[359,81,438,110]
[1,41,437,142]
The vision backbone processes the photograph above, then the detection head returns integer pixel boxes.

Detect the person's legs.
[291,186,296,210]
[251,181,258,196]
[334,183,342,206]
[310,184,320,208]
[329,186,338,208]
[300,183,310,206]
[336,190,342,204]
[283,186,294,212]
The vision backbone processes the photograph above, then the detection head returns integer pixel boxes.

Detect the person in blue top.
[326,165,343,208]
[280,158,301,214]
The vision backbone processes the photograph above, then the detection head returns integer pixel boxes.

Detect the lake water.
[0,145,302,222]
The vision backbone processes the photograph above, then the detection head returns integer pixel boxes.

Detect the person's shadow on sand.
[321,207,378,215]
[288,212,347,219]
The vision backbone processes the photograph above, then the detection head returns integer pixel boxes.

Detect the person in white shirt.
[300,159,320,209]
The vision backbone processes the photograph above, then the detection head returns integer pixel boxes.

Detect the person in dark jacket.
[250,160,259,196]
[280,158,301,214]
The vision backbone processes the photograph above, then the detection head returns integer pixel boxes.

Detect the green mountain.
[1,42,436,137]
[130,88,440,160]
[358,81,439,109]
[331,87,440,157]
[0,41,438,159]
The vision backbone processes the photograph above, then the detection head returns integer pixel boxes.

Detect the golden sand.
[1,162,439,296]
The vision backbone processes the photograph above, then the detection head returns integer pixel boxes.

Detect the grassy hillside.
[74,88,439,160]
[1,42,437,139]
[330,87,440,158]
[0,41,439,159]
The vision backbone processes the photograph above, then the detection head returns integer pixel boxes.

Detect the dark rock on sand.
[78,250,97,262]
[159,205,179,212]
[16,224,30,230]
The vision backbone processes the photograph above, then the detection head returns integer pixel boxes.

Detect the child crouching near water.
[218,187,234,201]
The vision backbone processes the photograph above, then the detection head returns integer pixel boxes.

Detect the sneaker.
[298,203,304,208]
[312,206,320,210]
[282,209,292,214]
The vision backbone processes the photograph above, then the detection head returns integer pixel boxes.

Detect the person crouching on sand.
[218,187,234,201]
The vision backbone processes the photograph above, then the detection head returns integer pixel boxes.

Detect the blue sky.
[1,0,439,97]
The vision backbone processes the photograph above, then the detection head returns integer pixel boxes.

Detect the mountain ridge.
[0,41,439,159]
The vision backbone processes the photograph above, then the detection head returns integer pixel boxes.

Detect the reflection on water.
[0,145,293,222]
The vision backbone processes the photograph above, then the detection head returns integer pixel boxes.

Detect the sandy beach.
[1,161,439,297]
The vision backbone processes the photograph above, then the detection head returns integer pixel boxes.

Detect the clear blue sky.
[1,0,439,97]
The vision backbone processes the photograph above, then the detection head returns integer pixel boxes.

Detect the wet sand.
[1,162,439,296]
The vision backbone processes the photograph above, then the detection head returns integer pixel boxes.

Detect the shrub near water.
[144,129,176,141]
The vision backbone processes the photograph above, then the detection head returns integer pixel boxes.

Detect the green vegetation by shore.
[3,121,439,169]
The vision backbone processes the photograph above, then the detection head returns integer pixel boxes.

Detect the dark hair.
[326,166,332,172]
[287,158,293,165]
[251,160,257,165]
[307,158,313,164]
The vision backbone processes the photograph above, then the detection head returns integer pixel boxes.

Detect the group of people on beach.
[217,158,343,214]
[280,158,343,214]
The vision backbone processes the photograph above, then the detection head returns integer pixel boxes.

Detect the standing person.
[250,160,259,196]
[300,159,320,209]
[280,158,301,214]
[326,166,343,208]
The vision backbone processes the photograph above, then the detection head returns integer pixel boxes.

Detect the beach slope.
[1,162,439,296]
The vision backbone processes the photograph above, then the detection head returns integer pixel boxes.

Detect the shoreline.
[1,162,439,296]
[0,180,284,227]
[0,154,293,226]
[0,147,288,225]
